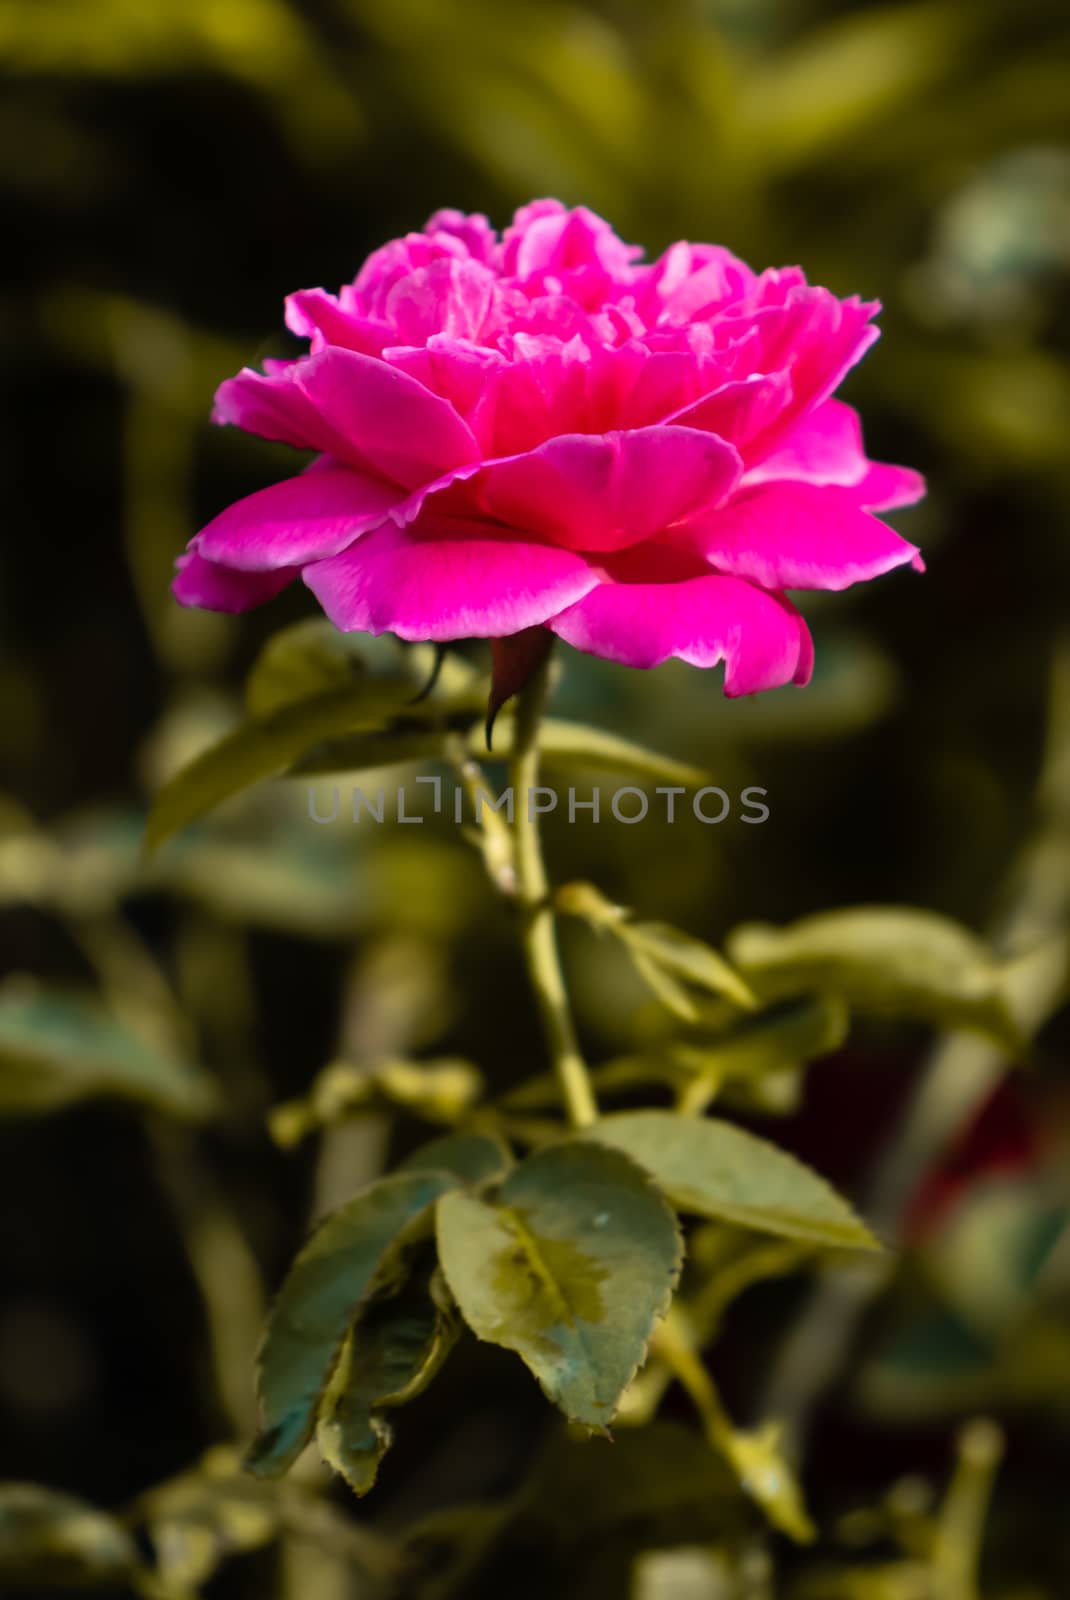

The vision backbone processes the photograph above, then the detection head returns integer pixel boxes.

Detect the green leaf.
[399,1129,512,1186]
[726,906,1023,1048]
[317,1258,458,1496]
[676,994,849,1082]
[290,726,454,777]
[248,1170,457,1478]
[436,1141,682,1429]
[144,681,416,854]
[624,922,757,1012]
[558,882,755,1017]
[246,623,481,718]
[0,1484,139,1589]
[669,994,849,1113]
[495,718,712,790]
[293,712,711,787]
[245,620,376,717]
[592,1111,879,1252]
[0,985,218,1121]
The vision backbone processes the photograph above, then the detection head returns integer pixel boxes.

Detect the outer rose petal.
[195,462,410,571]
[855,462,927,512]
[549,571,813,693]
[303,516,600,640]
[284,289,393,356]
[214,349,480,488]
[172,548,298,613]
[691,482,922,590]
[743,402,926,510]
[471,426,742,553]
[743,399,867,488]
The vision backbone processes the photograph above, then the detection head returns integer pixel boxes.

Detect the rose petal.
[284,289,393,356]
[385,258,498,345]
[743,399,867,488]
[172,547,298,613]
[303,515,599,640]
[424,208,498,263]
[471,425,742,553]
[501,201,640,282]
[196,461,409,572]
[855,462,928,512]
[668,371,793,449]
[214,348,480,488]
[690,481,922,590]
[550,569,813,693]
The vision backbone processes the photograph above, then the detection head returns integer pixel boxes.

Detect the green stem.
[508,653,598,1130]
[931,1420,1003,1600]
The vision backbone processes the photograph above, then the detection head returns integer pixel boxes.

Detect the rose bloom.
[174,200,924,696]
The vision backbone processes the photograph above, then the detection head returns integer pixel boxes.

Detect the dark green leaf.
[0,985,217,1121]
[592,1111,879,1252]
[248,1170,457,1478]
[399,1129,512,1186]
[317,1259,458,1496]
[436,1142,682,1429]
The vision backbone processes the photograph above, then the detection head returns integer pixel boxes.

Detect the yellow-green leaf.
[435,1142,681,1429]
[269,1057,485,1148]
[558,882,755,1016]
[592,1111,879,1252]
[727,906,1023,1048]
[145,682,417,854]
[0,1484,138,1589]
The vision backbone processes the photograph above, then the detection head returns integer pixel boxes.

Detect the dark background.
[2,0,1070,1595]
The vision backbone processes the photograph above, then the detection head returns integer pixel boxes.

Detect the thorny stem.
[507,651,598,1130]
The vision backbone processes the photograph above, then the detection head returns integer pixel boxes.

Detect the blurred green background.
[2,0,1070,1595]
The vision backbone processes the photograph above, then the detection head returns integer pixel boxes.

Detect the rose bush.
[175,200,925,696]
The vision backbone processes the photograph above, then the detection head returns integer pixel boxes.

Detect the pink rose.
[175,200,924,696]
